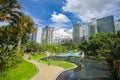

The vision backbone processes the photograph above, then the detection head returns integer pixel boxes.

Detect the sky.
[19,0,120,42]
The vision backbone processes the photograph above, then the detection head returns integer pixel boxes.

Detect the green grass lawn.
[0,60,37,80]
[40,60,76,69]
[31,53,76,69]
[30,53,45,60]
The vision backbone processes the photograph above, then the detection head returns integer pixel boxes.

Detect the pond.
[56,59,111,80]
[41,52,112,80]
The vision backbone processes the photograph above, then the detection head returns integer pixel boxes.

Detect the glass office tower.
[97,15,115,33]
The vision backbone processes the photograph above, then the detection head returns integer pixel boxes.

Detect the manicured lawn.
[31,54,76,69]
[0,60,37,80]
[30,53,46,60]
[40,60,76,69]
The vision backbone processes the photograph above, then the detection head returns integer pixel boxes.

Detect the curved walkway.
[23,54,64,80]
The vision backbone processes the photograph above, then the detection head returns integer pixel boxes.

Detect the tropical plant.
[0,25,18,45]
[0,43,16,79]
[26,41,40,53]
[79,32,120,79]
[79,40,89,55]
[0,0,22,23]
[62,39,79,51]
[15,15,37,54]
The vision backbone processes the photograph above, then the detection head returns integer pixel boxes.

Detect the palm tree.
[16,15,37,54]
[0,0,22,78]
[0,26,10,43]
[0,0,22,23]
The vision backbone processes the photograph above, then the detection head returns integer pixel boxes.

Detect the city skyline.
[19,0,120,42]
[34,15,118,43]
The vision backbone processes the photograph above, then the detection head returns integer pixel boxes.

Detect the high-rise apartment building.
[54,38,72,45]
[82,25,89,40]
[97,15,115,33]
[53,39,62,45]
[73,23,87,43]
[28,27,37,42]
[41,26,54,44]
[115,20,120,32]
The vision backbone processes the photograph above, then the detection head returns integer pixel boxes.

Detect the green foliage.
[110,37,120,60]
[30,53,46,61]
[26,40,79,54]
[0,60,37,80]
[79,40,89,54]
[0,26,18,45]
[62,39,79,51]
[80,33,115,56]
[0,0,37,79]
[44,44,67,54]
[26,41,40,52]
[0,43,24,79]
[79,32,120,79]
[0,44,16,78]
[25,41,68,54]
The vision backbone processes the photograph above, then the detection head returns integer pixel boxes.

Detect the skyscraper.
[41,26,54,44]
[88,18,98,37]
[97,15,115,33]
[115,20,120,32]
[88,15,115,38]
[73,23,86,43]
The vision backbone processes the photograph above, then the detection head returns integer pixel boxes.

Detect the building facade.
[73,23,87,43]
[53,39,62,45]
[88,15,115,38]
[28,32,37,42]
[82,25,89,40]
[115,21,120,32]
[41,26,54,44]
[88,18,98,37]
[97,15,115,33]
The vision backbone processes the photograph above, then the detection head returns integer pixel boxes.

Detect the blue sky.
[20,0,73,25]
[19,0,120,42]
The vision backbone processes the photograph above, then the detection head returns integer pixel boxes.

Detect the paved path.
[23,54,64,80]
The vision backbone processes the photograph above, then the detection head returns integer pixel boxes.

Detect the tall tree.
[79,40,89,54]
[16,15,37,54]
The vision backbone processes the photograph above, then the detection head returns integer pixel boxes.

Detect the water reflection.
[56,59,111,80]
[41,52,111,80]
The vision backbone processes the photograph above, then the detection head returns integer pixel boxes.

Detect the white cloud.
[32,17,41,25]
[49,22,72,39]
[50,11,72,39]
[62,0,120,22]
[50,23,67,30]
[51,12,70,23]
[54,28,72,39]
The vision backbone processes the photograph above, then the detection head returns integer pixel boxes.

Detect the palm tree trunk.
[17,37,22,55]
